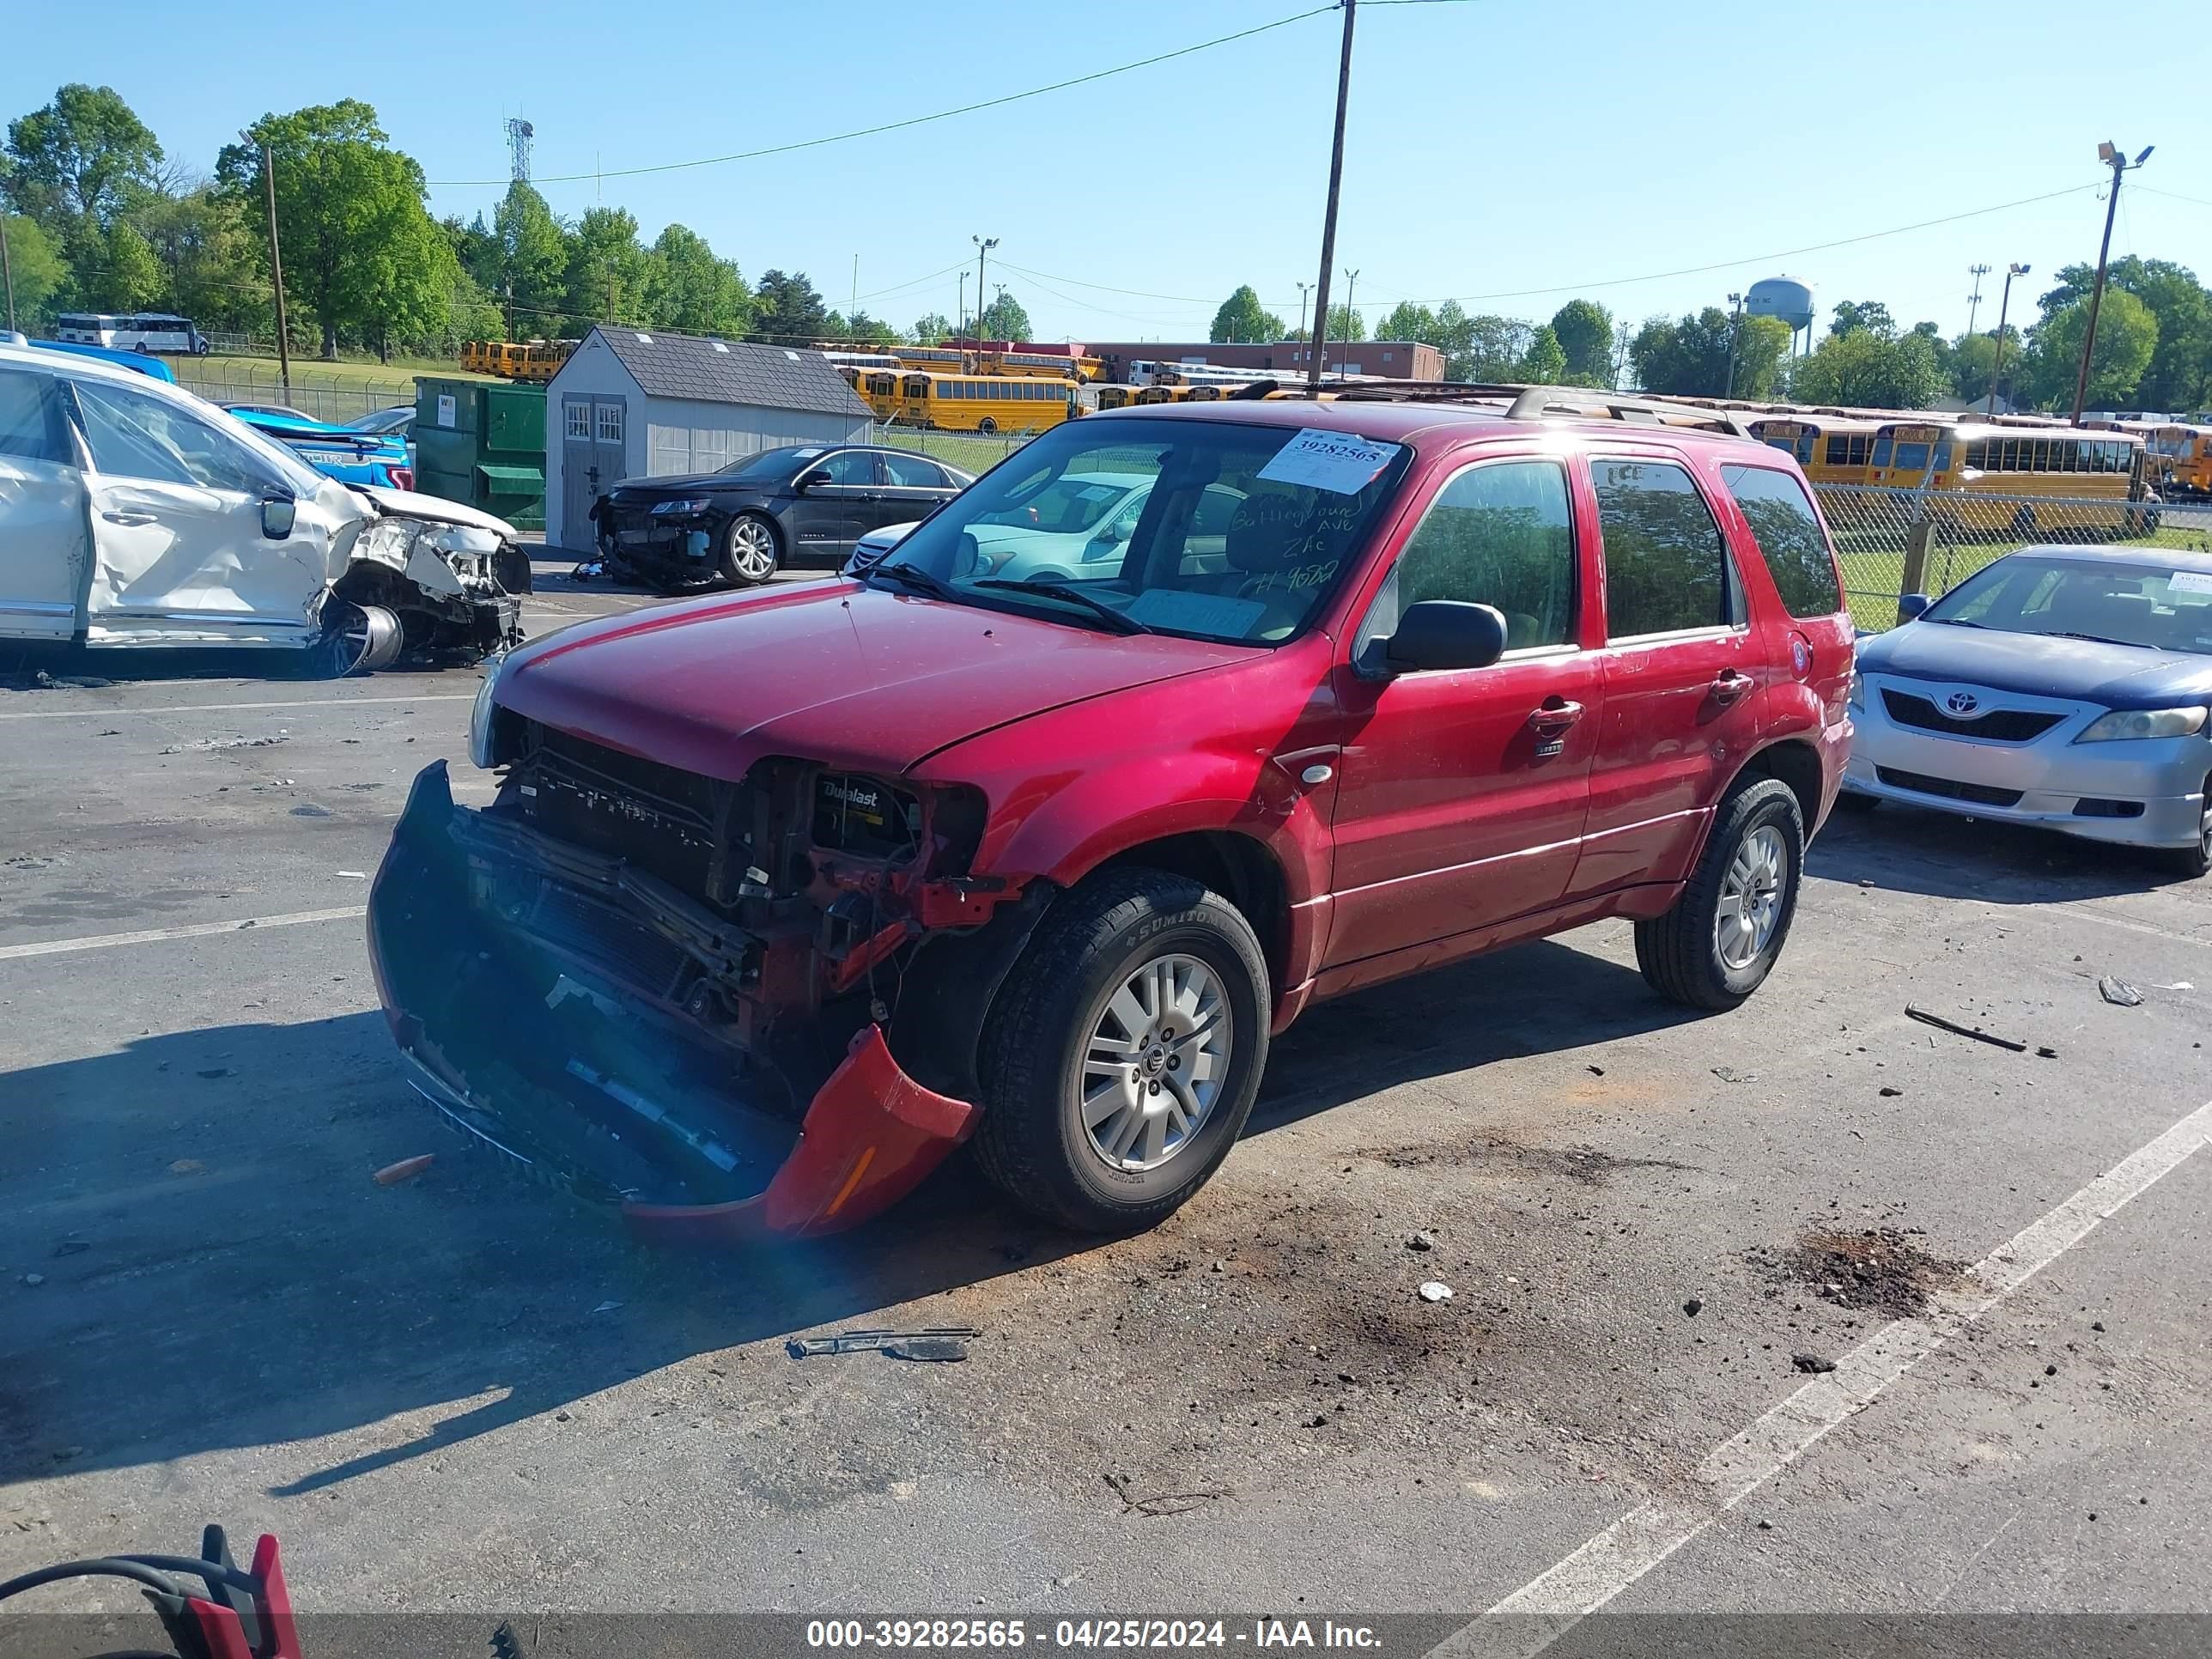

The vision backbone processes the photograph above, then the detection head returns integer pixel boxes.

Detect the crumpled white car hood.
[356,485,519,540]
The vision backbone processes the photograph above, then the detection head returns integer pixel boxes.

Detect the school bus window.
[1872,437,1893,467]
[1935,441,1954,471]
[1894,441,1929,471]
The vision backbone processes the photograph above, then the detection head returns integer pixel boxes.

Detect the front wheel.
[976,416,998,435]
[1635,777,1806,1012]
[718,512,780,586]
[973,868,1269,1234]
[2160,778,2212,879]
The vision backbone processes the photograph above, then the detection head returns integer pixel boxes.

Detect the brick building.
[1084,339,1445,383]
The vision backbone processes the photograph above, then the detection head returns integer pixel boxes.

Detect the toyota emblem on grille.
[1945,691,1981,715]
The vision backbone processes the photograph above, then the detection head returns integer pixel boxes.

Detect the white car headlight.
[469,657,507,768]
[2074,706,2209,743]
[648,498,712,516]
[1848,670,1864,710]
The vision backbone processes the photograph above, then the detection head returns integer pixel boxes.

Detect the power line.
[2135,184,2212,211]
[425,7,1337,188]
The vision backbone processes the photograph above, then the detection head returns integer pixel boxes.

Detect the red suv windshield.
[876,416,1414,644]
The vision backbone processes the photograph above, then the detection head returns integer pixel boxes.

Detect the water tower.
[1746,276,1816,356]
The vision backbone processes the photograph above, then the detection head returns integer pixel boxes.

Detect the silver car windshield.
[1923,556,2212,654]
[873,416,1412,645]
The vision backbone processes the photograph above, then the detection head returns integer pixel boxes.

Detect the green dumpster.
[413,377,546,530]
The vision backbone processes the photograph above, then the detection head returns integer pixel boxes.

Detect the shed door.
[563,395,628,549]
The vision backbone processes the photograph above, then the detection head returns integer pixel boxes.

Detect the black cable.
[0,1559,185,1604]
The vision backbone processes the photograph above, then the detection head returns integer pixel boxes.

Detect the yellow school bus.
[895,370,1080,434]
[1764,415,1892,486]
[1133,384,1195,406]
[855,369,906,422]
[1886,421,2154,538]
[1094,384,1142,411]
[2128,422,2212,500]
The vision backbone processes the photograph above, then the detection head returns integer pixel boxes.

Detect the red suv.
[368,389,1853,1237]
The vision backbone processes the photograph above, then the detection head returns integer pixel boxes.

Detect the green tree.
[1518,324,1566,384]
[2036,258,2211,412]
[1827,299,1896,340]
[130,187,265,333]
[1376,300,1437,345]
[1321,301,1365,345]
[442,211,500,295]
[0,212,67,325]
[1445,313,1531,380]
[652,225,751,337]
[4,84,161,226]
[1790,325,1946,409]
[823,308,898,346]
[563,205,655,328]
[216,100,452,359]
[491,180,568,329]
[1731,315,1794,398]
[1630,308,1735,394]
[1209,283,1284,343]
[2021,290,2160,411]
[977,289,1031,343]
[1946,328,2024,406]
[748,267,827,343]
[1547,299,1613,384]
[911,310,950,343]
[73,216,165,312]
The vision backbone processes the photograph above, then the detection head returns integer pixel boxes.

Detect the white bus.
[52,313,210,355]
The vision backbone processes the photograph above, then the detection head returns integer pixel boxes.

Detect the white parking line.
[0,906,368,962]
[1431,1094,2212,1657]
[0,695,472,722]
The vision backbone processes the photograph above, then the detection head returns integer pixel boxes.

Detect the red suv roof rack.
[1314,380,1753,436]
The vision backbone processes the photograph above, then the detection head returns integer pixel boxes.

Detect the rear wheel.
[973,868,1269,1234]
[718,512,780,586]
[977,416,999,435]
[1636,778,1805,1012]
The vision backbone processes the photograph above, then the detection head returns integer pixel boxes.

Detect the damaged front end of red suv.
[365,731,1044,1240]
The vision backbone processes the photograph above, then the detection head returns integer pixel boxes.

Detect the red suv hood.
[495,579,1255,781]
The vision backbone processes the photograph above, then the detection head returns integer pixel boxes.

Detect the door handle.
[1710,670,1754,703]
[1527,698,1584,729]
[101,510,157,526]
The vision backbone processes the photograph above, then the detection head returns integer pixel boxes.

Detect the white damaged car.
[0,339,528,673]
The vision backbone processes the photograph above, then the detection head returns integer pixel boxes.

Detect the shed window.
[595,402,624,443]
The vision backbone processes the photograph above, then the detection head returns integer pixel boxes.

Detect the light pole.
[957,271,968,338]
[1723,291,1745,398]
[1341,268,1359,379]
[1987,262,2029,417]
[1966,263,1990,339]
[972,234,999,342]
[1295,280,1310,345]
[1304,0,1358,390]
[2072,142,2153,424]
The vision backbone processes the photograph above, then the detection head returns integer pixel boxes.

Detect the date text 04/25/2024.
[804,1621,1382,1650]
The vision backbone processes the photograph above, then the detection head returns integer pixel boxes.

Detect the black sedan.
[589,444,973,590]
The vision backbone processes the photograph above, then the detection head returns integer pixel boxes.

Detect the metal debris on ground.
[570,560,606,581]
[787,1326,981,1359]
[1417,1281,1454,1304]
[19,1273,46,1288]
[591,1300,622,1315]
[1406,1231,1435,1252]
[158,735,290,754]
[32,672,114,689]
[1682,1297,1704,1317]
[373,1153,436,1186]
[1904,1005,2029,1053]
[2098,976,2144,1008]
[1791,1352,1837,1375]
[1103,1472,1227,1518]
[1711,1066,1759,1084]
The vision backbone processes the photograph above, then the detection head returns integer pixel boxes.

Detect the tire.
[977,417,998,435]
[972,867,1270,1234]
[1635,777,1806,1012]
[2160,778,2212,879]
[718,512,780,586]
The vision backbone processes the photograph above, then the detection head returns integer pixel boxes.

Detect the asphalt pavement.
[3,558,2209,1636]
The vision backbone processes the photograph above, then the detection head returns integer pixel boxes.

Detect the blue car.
[25,337,178,381]
[227,406,414,491]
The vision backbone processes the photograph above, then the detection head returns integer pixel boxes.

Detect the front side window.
[1358,460,1577,659]
[872,416,1412,646]
[1591,459,1737,639]
[72,378,258,493]
[1720,464,1843,619]
[817,450,878,486]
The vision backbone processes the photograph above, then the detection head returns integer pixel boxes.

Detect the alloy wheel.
[1715,824,1788,971]
[1077,953,1232,1173]
[728,518,777,581]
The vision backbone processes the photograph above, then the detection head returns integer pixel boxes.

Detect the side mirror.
[1383,600,1509,674]
[951,531,985,580]
[798,468,835,490]
[1897,592,1932,622]
[259,487,296,541]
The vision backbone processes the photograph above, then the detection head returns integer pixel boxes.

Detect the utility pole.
[1987,262,2029,418]
[1723,291,1745,398]
[1295,280,1311,345]
[258,143,293,399]
[1966,263,1990,339]
[957,271,968,338]
[0,211,15,335]
[850,253,859,340]
[1341,268,1359,380]
[2073,142,2153,424]
[972,234,998,340]
[1304,0,1358,392]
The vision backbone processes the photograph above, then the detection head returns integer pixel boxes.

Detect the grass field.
[189,352,498,390]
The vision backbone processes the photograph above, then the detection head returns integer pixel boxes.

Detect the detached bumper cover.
[365,762,976,1239]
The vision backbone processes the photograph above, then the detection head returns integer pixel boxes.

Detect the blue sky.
[8,0,2209,343]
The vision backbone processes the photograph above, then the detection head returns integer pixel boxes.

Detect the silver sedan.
[1844,544,2212,877]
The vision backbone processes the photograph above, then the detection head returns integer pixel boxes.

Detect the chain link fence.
[172,361,419,424]
[871,421,1033,478]
[1814,483,2212,632]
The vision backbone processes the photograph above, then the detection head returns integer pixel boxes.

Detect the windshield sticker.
[1127,589,1269,637]
[2166,570,2212,594]
[1255,428,1402,495]
[791,447,824,459]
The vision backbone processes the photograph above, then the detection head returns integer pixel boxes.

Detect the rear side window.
[0,368,72,466]
[1364,459,1576,653]
[882,453,948,488]
[1591,459,1736,638]
[1720,464,1844,618]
